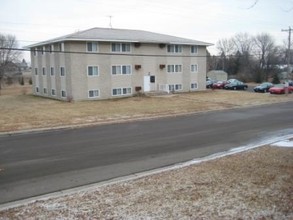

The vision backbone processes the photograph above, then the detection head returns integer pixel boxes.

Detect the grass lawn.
[0,85,292,132]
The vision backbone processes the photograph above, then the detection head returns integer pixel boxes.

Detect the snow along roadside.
[0,131,293,212]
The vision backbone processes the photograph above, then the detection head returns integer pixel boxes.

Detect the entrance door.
[144,76,151,92]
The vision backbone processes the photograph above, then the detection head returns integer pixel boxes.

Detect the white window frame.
[191,82,198,90]
[191,45,198,54]
[59,43,64,52]
[86,42,98,52]
[50,67,54,76]
[111,65,132,75]
[111,43,131,53]
[169,84,183,92]
[51,89,56,96]
[112,87,132,96]
[42,67,46,75]
[88,89,100,98]
[35,87,39,93]
[167,44,182,53]
[50,45,54,54]
[61,90,66,98]
[191,64,198,73]
[167,64,182,73]
[87,66,99,76]
[43,88,47,94]
[60,67,65,77]
[34,68,38,75]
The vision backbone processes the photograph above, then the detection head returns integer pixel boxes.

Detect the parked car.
[253,82,274,93]
[227,79,241,84]
[224,81,248,90]
[268,84,293,94]
[206,79,217,88]
[212,81,228,89]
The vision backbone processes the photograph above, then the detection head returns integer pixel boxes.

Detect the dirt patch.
[1,146,292,219]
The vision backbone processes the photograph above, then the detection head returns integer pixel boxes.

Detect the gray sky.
[1,0,292,60]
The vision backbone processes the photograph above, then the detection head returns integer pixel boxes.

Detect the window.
[112,87,132,96]
[42,67,46,75]
[169,84,182,91]
[34,68,38,75]
[61,90,66,98]
[111,43,131,52]
[112,65,131,75]
[49,45,54,53]
[88,89,100,98]
[167,64,182,73]
[191,83,198,90]
[50,67,54,76]
[43,88,47,94]
[87,42,98,52]
[51,89,56,96]
[87,66,99,76]
[35,87,39,93]
[59,43,64,52]
[167,45,182,53]
[191,45,198,54]
[60,67,65,76]
[191,64,198,72]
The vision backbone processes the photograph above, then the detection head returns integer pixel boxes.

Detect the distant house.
[26,27,212,101]
[207,70,228,81]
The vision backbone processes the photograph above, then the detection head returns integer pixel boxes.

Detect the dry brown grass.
[0,85,292,132]
[1,146,292,219]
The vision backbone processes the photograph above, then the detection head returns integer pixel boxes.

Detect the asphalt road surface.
[0,102,293,204]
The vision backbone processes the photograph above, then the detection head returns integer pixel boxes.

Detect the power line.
[0,47,285,59]
[0,47,209,58]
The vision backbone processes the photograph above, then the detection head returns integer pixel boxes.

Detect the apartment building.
[27,27,212,101]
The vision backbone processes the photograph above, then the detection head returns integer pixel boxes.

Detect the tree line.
[207,32,292,83]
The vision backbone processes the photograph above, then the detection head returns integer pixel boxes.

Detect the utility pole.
[281,26,292,78]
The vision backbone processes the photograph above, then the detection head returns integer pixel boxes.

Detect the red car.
[268,84,293,94]
[212,81,228,89]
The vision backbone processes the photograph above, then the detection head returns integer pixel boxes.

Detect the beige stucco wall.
[31,41,208,101]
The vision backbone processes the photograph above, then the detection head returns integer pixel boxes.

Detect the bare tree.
[253,33,275,69]
[216,38,235,70]
[0,33,21,94]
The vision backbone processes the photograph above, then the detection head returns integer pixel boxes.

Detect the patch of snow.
[271,140,293,148]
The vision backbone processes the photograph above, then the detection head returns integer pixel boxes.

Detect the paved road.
[0,102,293,204]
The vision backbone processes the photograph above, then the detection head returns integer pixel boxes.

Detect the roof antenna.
[108,16,113,29]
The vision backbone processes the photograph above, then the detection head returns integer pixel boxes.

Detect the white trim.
[167,64,182,73]
[42,67,46,75]
[60,67,65,77]
[61,90,67,98]
[87,65,99,76]
[191,45,198,54]
[112,87,132,96]
[111,42,131,53]
[191,64,198,73]
[190,82,198,90]
[86,42,98,52]
[51,88,56,96]
[111,65,132,75]
[50,67,55,76]
[167,44,182,53]
[88,89,100,98]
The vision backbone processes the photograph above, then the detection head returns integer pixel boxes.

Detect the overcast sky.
[1,0,293,60]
